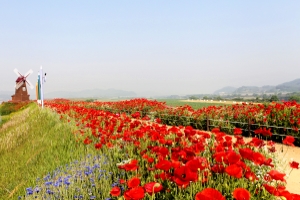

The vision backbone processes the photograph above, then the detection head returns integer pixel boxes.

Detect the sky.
[1,1,300,97]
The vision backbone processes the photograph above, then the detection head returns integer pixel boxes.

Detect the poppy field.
[18,98,300,199]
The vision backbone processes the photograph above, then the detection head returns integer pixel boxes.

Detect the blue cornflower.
[120,185,125,191]
[84,166,93,176]
[64,178,71,185]
[53,177,63,187]
[111,182,118,187]
[34,186,41,193]
[90,196,96,199]
[44,174,51,181]
[93,164,100,169]
[26,187,33,195]
[46,189,53,195]
[45,181,53,186]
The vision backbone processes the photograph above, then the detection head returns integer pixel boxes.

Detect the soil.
[275,143,300,194]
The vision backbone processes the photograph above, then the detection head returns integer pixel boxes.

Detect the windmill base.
[11,83,30,102]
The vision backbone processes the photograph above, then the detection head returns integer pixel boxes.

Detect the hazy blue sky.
[1,1,300,97]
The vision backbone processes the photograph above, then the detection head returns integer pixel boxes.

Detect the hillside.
[276,78,300,92]
[214,78,300,94]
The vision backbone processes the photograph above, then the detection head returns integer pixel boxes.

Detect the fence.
[157,114,300,146]
[88,106,300,146]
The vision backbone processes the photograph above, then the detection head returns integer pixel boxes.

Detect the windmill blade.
[26,79,34,89]
[24,69,33,78]
[14,68,22,77]
[15,81,23,90]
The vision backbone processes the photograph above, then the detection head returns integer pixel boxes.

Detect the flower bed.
[22,99,300,199]
[48,99,300,146]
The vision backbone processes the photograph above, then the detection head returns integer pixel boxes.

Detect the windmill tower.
[11,69,34,102]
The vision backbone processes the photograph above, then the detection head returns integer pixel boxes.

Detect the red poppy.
[263,184,280,196]
[173,165,198,187]
[268,170,286,182]
[155,159,172,171]
[83,137,92,145]
[120,179,126,184]
[118,160,139,171]
[144,182,163,195]
[290,161,299,169]
[195,188,225,200]
[233,188,251,200]
[283,136,295,146]
[248,137,265,148]
[226,151,241,165]
[147,157,155,163]
[254,127,272,137]
[233,128,243,135]
[211,128,220,133]
[244,171,258,182]
[213,151,227,163]
[155,171,172,181]
[127,177,141,188]
[124,186,145,200]
[131,112,141,119]
[94,143,102,149]
[239,148,253,161]
[110,186,121,197]
[185,157,208,172]
[251,152,267,166]
[211,164,225,173]
[225,164,243,178]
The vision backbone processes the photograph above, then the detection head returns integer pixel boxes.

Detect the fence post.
[248,118,251,137]
[207,117,209,131]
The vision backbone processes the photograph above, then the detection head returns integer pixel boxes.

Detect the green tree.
[189,96,199,100]
[269,95,279,102]
[289,95,300,102]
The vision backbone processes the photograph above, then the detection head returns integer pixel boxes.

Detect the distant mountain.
[276,78,300,92]
[233,85,276,94]
[213,86,237,94]
[214,78,300,94]
[45,88,137,99]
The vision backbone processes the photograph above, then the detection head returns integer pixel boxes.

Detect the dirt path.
[275,143,300,194]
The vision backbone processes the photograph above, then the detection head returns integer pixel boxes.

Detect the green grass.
[0,115,10,128]
[156,99,226,109]
[0,104,92,199]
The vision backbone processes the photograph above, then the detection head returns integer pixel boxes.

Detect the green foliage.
[0,115,10,127]
[269,95,279,102]
[0,101,32,115]
[214,96,223,100]
[189,96,199,100]
[232,97,244,101]
[289,94,300,102]
[85,98,95,102]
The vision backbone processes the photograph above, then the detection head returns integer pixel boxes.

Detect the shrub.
[0,101,32,115]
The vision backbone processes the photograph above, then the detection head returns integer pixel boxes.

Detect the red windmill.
[11,69,34,102]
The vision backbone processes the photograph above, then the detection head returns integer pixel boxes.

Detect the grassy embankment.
[0,103,93,199]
